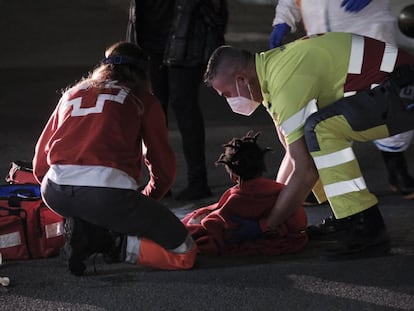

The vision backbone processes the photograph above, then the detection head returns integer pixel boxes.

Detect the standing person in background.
[33,42,197,276]
[269,0,414,204]
[127,0,228,201]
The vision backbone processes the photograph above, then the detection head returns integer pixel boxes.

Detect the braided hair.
[215,131,272,181]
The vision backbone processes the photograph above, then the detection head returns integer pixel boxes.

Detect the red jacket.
[182,177,308,256]
[33,81,175,199]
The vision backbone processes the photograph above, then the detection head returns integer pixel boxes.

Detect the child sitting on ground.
[181,131,309,256]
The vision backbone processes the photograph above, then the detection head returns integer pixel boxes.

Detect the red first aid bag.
[0,184,65,260]
[0,205,30,259]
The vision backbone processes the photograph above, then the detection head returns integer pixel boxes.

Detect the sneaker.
[175,184,212,201]
[62,217,121,276]
[381,151,414,199]
[320,205,391,260]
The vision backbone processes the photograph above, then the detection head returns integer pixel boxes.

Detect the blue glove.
[340,0,371,13]
[224,215,263,244]
[269,23,291,49]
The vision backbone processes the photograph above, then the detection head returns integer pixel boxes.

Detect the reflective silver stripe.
[345,84,379,97]
[313,147,355,169]
[324,177,367,198]
[171,234,194,254]
[380,43,398,73]
[0,231,22,248]
[280,99,318,136]
[125,236,141,264]
[348,35,364,74]
[45,221,64,239]
[344,91,356,97]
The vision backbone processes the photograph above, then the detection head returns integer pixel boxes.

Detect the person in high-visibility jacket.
[204,32,414,260]
[270,0,414,202]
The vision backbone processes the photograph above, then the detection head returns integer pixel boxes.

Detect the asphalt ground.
[0,1,414,310]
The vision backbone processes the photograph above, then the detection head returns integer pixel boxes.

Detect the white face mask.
[226,81,261,116]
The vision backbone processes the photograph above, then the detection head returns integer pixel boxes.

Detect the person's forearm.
[266,168,318,229]
[276,153,293,184]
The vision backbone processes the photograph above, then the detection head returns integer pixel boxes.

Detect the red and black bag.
[5,161,38,185]
[0,184,65,260]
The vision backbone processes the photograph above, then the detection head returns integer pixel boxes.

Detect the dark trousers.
[41,179,188,249]
[151,62,208,187]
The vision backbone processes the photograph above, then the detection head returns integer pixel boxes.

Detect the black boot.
[102,232,127,264]
[61,218,124,276]
[61,218,89,276]
[306,214,352,240]
[320,205,390,260]
[381,151,414,199]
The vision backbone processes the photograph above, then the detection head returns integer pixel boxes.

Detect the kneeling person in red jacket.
[33,41,197,275]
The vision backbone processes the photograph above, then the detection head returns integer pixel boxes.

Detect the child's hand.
[224,215,262,244]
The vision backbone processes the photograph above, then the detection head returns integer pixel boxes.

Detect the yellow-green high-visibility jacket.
[256,32,414,145]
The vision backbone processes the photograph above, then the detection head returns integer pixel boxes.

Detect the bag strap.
[35,204,46,238]
[0,205,25,217]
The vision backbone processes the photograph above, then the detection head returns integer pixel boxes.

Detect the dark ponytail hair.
[70,41,151,91]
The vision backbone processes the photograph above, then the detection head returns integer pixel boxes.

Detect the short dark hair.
[204,45,254,85]
[215,131,272,181]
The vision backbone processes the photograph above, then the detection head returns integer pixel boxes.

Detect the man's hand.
[340,0,371,13]
[269,23,291,49]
